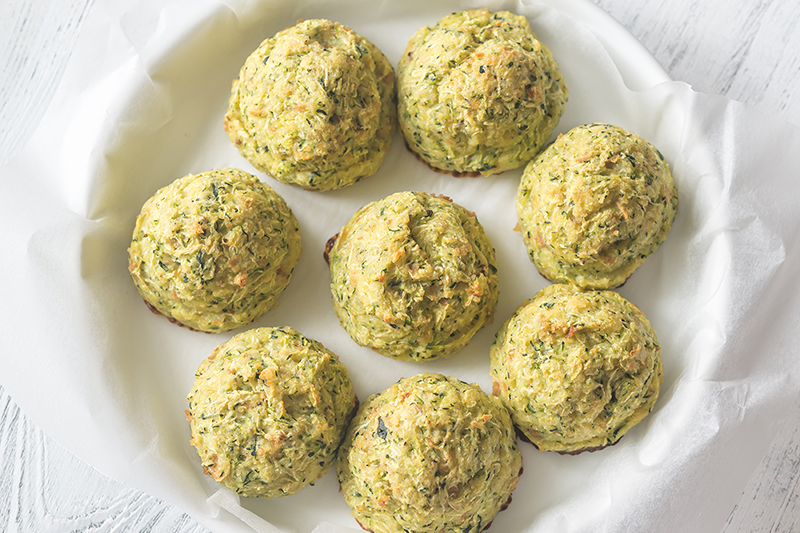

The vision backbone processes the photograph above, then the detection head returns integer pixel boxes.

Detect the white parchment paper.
[2,0,800,532]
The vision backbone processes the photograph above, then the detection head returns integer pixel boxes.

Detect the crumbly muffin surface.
[491,283,663,453]
[398,9,567,175]
[187,327,357,498]
[328,191,498,361]
[225,19,396,191]
[128,168,301,332]
[337,373,522,533]
[517,123,678,289]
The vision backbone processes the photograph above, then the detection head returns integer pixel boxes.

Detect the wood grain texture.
[1,0,799,531]
[593,0,800,125]
[0,388,208,533]
[724,392,800,532]
[0,0,95,167]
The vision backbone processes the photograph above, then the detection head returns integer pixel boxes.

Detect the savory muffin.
[128,168,301,332]
[397,9,568,176]
[337,373,522,533]
[490,283,663,453]
[187,326,357,498]
[516,123,678,289]
[224,19,397,191]
[327,191,499,361]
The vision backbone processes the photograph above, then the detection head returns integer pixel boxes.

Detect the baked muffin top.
[491,283,663,453]
[517,123,678,289]
[128,168,301,332]
[187,326,357,498]
[398,9,567,175]
[224,19,396,191]
[337,372,522,533]
[328,191,498,361]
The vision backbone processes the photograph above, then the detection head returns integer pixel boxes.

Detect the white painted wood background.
[1,0,799,531]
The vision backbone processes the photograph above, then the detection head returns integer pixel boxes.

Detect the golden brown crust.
[336,373,522,533]
[349,470,521,533]
[397,9,567,176]
[490,283,663,453]
[143,299,206,333]
[328,191,498,361]
[187,327,356,498]
[128,168,301,332]
[224,19,397,191]
[516,123,678,289]
[513,425,619,455]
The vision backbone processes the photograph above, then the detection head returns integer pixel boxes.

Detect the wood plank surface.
[0,388,207,532]
[724,392,800,532]
[1,0,799,531]
[594,0,800,124]
[0,0,95,167]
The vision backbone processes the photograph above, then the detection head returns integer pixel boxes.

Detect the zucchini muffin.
[224,19,397,191]
[128,168,301,332]
[397,9,568,176]
[490,283,663,453]
[327,191,499,361]
[516,123,678,289]
[337,373,522,533]
[187,326,357,498]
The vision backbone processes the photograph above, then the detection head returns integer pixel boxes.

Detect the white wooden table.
[1,0,799,531]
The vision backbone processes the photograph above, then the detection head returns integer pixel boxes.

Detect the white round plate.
[1,1,678,532]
